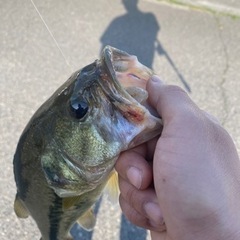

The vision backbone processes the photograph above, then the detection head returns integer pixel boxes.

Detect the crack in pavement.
[214,15,230,126]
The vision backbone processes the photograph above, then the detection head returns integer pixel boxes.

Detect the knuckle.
[125,207,139,223]
[124,208,149,229]
[119,195,140,224]
[125,186,138,207]
[119,178,141,209]
[164,84,187,96]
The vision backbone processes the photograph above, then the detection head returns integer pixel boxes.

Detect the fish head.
[68,46,162,152]
[42,46,162,197]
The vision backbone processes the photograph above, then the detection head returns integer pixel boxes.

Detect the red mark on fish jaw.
[122,106,145,123]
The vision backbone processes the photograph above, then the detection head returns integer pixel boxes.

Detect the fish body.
[13,46,162,240]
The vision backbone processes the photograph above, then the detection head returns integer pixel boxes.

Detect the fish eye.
[70,98,89,119]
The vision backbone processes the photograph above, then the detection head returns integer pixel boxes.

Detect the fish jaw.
[111,100,162,150]
[103,45,153,90]
[97,45,162,149]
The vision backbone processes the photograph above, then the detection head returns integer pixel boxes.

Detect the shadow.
[100,0,158,68]
[156,40,191,92]
[100,0,191,92]
[70,198,147,240]
[120,214,147,240]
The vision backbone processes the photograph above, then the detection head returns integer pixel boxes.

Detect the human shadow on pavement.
[120,214,147,240]
[70,198,147,240]
[100,0,191,92]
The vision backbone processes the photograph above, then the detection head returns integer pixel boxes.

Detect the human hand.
[115,76,240,240]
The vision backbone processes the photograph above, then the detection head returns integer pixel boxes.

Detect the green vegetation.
[157,0,240,19]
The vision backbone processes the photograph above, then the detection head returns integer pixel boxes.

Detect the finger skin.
[115,146,153,190]
[119,195,155,231]
[147,76,196,124]
[150,231,168,240]
[119,188,166,232]
[118,176,164,225]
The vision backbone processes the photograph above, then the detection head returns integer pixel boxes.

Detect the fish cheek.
[41,150,90,198]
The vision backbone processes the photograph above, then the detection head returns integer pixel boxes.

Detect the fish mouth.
[101,46,158,116]
[102,45,153,91]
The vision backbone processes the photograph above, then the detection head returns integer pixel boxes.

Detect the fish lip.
[101,45,140,103]
[101,45,153,101]
[101,46,159,117]
[102,45,126,91]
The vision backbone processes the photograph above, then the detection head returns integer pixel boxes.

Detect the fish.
[13,46,162,240]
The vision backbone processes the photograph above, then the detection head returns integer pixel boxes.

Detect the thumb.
[146,76,198,124]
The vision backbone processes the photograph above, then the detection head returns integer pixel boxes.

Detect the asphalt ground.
[1,0,240,239]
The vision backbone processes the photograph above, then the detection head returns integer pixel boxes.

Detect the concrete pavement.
[1,0,240,239]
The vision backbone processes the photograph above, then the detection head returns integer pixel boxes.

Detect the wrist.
[152,210,240,240]
[183,210,240,240]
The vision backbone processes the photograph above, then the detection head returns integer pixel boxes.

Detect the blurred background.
[1,0,240,239]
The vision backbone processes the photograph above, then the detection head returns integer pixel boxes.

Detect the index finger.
[115,144,153,190]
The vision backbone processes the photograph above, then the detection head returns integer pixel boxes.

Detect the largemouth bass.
[13,46,162,240]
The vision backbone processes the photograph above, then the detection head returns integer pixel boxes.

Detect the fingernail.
[151,75,164,84]
[127,167,142,189]
[144,202,163,226]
